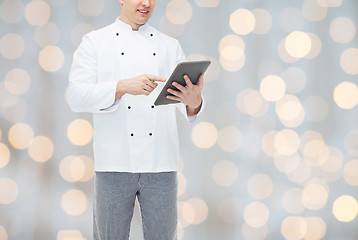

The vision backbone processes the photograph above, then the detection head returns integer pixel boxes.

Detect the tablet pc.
[154,60,211,106]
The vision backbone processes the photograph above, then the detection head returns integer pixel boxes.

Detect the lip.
[137,9,149,16]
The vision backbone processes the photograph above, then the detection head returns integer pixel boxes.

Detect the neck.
[118,16,142,31]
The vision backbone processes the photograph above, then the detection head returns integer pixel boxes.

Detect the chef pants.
[94,171,178,240]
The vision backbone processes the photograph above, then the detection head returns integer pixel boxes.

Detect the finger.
[143,84,155,92]
[166,95,181,102]
[145,74,166,82]
[167,88,181,98]
[145,80,157,90]
[197,74,204,88]
[183,75,193,87]
[143,89,151,96]
[172,81,186,91]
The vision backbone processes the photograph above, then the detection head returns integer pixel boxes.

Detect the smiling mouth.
[137,9,149,14]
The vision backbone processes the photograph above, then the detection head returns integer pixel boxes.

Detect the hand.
[166,74,204,109]
[116,74,166,99]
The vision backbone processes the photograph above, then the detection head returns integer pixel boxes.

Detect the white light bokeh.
[8,122,34,150]
[191,122,218,149]
[332,195,358,222]
[38,46,65,72]
[78,0,104,16]
[330,17,356,44]
[57,230,85,240]
[0,0,24,23]
[247,174,273,200]
[217,126,243,152]
[0,178,18,204]
[333,81,358,109]
[244,201,270,228]
[252,8,272,35]
[302,181,329,210]
[317,0,343,7]
[275,94,305,128]
[28,136,54,163]
[25,0,51,26]
[344,130,358,156]
[278,39,299,63]
[302,0,327,22]
[260,75,286,102]
[281,216,307,240]
[305,33,322,59]
[0,143,10,169]
[286,161,312,184]
[230,9,256,35]
[343,160,358,186]
[219,34,246,72]
[194,0,220,8]
[340,48,358,75]
[0,33,25,60]
[177,171,187,197]
[237,89,269,117]
[212,160,238,187]
[285,31,312,58]
[0,225,7,240]
[166,0,192,25]
[59,155,94,183]
[4,68,31,96]
[67,119,94,146]
[61,189,88,216]
[274,129,300,156]
[274,153,301,174]
[186,198,209,224]
[304,217,326,240]
[159,16,185,38]
[262,130,278,157]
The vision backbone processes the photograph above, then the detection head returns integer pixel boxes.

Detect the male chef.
[67,0,204,239]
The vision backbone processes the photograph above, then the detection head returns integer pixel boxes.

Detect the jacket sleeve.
[67,32,119,113]
[174,40,204,123]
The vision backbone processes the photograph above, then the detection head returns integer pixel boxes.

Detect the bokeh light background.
[1,0,358,239]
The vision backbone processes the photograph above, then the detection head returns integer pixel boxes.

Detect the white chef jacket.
[68,18,203,172]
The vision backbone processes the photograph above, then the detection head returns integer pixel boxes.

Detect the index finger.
[145,74,166,82]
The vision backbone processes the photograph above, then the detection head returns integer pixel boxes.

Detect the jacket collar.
[115,17,149,32]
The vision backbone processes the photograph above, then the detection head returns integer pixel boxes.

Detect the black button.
[121,52,124,55]
[151,105,154,108]
[131,133,134,136]
[150,33,153,37]
[128,106,131,109]
[153,53,156,56]
[116,33,119,36]
[149,133,152,136]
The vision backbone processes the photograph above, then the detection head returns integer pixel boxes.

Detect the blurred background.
[1,0,358,239]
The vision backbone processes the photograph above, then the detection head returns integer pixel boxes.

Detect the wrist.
[115,80,126,100]
[189,98,202,110]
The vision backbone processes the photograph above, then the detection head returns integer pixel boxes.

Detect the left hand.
[166,74,204,108]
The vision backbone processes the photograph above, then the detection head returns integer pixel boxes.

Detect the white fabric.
[68,18,203,172]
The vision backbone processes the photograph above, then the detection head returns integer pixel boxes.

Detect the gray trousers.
[94,171,178,240]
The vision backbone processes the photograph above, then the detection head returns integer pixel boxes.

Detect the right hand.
[115,74,166,100]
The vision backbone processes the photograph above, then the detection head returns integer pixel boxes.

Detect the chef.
[67,0,204,239]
